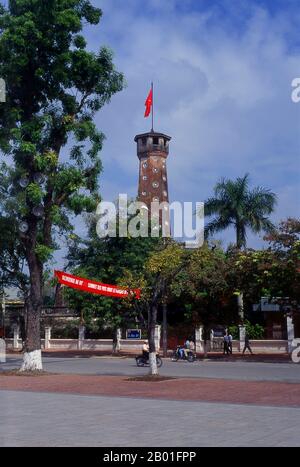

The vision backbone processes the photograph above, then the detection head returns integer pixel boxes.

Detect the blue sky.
[76,0,299,249]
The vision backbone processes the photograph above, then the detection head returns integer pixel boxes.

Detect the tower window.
[163,190,167,196]
[142,162,148,169]
[153,167,159,173]
[143,175,147,180]
[142,137,147,145]
[153,137,159,145]
[162,176,166,181]
[142,191,147,196]
[152,181,159,188]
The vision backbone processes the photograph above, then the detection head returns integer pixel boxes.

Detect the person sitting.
[178,344,185,359]
[183,338,191,358]
[189,339,195,351]
[142,340,149,361]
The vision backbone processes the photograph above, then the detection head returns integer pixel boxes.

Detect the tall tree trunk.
[20,253,43,371]
[235,225,245,324]
[237,292,244,322]
[236,222,246,249]
[112,327,121,354]
[148,303,158,375]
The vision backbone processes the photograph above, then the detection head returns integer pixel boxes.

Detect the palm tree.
[204,174,277,248]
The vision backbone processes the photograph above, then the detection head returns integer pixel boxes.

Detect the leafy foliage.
[204,174,277,248]
[0,1,124,360]
[65,217,161,330]
[228,320,265,340]
[0,0,124,259]
[227,219,300,306]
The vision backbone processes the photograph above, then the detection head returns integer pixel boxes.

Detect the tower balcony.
[134,131,171,159]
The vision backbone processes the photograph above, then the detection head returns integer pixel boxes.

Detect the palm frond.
[247,187,277,215]
[203,173,276,247]
[204,216,232,239]
[249,216,275,235]
[203,197,227,216]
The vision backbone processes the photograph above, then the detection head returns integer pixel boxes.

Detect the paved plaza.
[0,354,300,447]
[1,390,300,447]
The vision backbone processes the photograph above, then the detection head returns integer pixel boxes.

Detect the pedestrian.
[242,334,253,355]
[223,333,229,355]
[228,332,233,354]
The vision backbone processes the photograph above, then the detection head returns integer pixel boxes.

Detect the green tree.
[117,238,186,375]
[146,242,186,373]
[122,241,187,375]
[227,219,300,325]
[204,174,277,248]
[0,1,124,370]
[65,217,160,349]
[228,320,264,340]
[173,243,234,354]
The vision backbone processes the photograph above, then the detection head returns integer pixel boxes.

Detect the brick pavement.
[0,373,299,407]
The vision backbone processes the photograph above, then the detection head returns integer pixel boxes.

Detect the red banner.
[54,271,140,299]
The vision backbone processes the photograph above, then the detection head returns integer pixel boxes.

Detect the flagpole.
[151,81,154,132]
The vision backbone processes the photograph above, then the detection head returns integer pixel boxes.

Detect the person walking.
[242,334,253,355]
[223,333,229,355]
[228,333,233,354]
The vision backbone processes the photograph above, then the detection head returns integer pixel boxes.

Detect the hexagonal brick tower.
[135,131,171,228]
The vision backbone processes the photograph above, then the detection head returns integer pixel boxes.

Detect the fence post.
[78,325,85,350]
[0,338,5,362]
[195,325,204,353]
[13,324,20,350]
[239,325,246,352]
[45,326,51,350]
[287,315,295,354]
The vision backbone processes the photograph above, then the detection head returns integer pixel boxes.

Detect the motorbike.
[171,346,196,362]
[135,354,163,368]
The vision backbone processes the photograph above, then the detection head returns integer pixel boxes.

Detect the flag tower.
[135,84,171,230]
